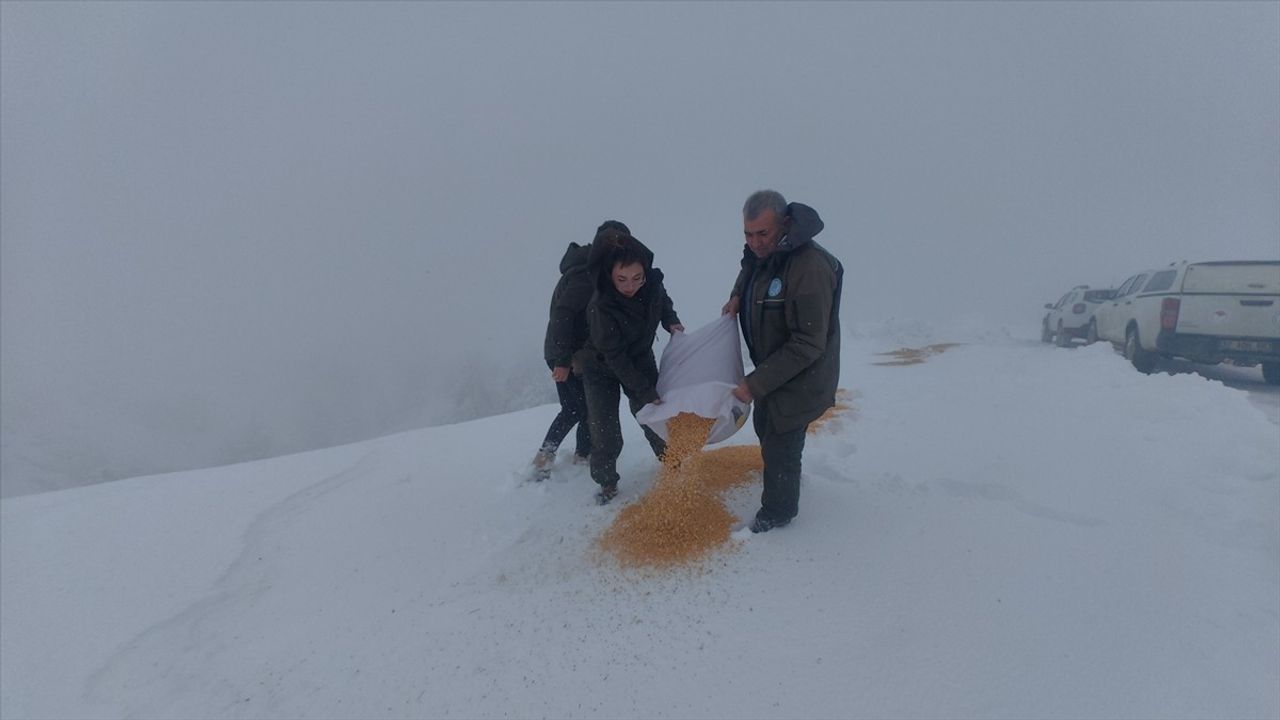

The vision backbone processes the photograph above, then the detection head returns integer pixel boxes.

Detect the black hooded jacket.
[732,202,843,433]
[576,232,681,405]
[543,242,593,367]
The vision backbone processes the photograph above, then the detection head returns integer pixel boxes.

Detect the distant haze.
[3,1,1277,495]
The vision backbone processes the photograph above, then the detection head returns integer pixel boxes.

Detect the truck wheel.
[1263,363,1280,386]
[1085,319,1098,345]
[1125,327,1157,374]
[1055,322,1070,347]
[1041,322,1053,344]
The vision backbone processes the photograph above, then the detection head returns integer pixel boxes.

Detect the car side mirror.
[1044,303,1053,310]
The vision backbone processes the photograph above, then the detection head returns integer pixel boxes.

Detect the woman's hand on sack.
[669,324,684,334]
[552,366,571,382]
[651,397,663,405]
[721,296,739,317]
[731,380,753,403]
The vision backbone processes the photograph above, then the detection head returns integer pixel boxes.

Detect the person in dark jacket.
[574,226,683,504]
[531,223,626,480]
[723,190,843,532]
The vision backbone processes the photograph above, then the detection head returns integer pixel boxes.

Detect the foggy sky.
[2,1,1277,495]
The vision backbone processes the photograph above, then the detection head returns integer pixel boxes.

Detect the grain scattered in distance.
[873,343,962,366]
[808,388,856,434]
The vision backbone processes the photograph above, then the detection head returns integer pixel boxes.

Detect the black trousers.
[753,401,808,523]
[581,367,666,486]
[540,366,591,458]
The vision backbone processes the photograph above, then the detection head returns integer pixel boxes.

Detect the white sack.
[635,314,751,445]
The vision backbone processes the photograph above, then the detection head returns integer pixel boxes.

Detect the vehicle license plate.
[1220,339,1275,353]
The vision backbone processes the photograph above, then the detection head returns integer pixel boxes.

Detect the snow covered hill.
[3,337,1277,719]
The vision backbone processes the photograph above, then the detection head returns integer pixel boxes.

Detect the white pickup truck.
[1093,260,1280,383]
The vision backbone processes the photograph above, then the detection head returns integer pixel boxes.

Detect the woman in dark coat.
[574,227,682,504]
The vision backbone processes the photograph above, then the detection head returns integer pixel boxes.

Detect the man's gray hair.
[743,189,788,221]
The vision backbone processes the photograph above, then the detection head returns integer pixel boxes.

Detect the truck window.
[1126,275,1148,296]
[1142,270,1177,293]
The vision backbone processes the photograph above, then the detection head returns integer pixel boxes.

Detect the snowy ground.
[3,334,1277,719]
[1159,357,1280,426]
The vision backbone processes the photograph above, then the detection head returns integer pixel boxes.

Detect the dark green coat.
[576,236,681,406]
[543,242,593,368]
[732,202,843,433]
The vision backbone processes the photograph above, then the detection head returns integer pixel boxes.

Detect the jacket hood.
[587,230,661,298]
[586,230,655,271]
[776,202,824,253]
[559,242,590,274]
[740,202,825,265]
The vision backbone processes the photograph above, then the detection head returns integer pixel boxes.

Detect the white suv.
[1041,285,1115,347]
[1094,260,1280,382]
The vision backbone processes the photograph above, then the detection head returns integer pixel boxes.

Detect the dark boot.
[749,513,791,533]
[595,482,618,505]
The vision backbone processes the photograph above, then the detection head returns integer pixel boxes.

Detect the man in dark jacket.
[724,190,843,532]
[575,226,683,503]
[531,223,622,480]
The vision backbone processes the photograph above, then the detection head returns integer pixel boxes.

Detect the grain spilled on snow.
[684,445,763,493]
[598,391,853,571]
[599,413,738,569]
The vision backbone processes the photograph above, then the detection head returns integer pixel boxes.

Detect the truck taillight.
[1161,297,1180,330]
[1072,303,1086,314]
